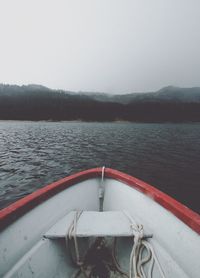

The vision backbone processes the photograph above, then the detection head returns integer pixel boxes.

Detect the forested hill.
[0,84,200,122]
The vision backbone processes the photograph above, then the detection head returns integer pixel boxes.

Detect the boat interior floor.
[4,210,144,278]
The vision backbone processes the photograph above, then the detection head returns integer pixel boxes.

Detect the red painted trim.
[0,168,200,234]
[105,168,200,235]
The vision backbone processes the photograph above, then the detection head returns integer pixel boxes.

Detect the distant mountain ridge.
[83,85,200,104]
[1,83,200,104]
[0,84,200,122]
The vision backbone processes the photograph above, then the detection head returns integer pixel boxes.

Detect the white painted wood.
[0,179,100,277]
[103,179,200,278]
[0,177,200,278]
[45,211,133,238]
[4,238,74,278]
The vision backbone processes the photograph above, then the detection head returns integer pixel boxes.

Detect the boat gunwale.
[0,167,200,234]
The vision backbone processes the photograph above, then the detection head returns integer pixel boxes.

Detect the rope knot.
[123,211,165,278]
[77,260,83,266]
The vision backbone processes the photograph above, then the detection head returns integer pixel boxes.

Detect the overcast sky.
[0,0,200,94]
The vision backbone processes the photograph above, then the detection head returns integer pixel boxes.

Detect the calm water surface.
[0,121,200,213]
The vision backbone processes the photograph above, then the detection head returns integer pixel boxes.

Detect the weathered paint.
[0,172,199,277]
[0,168,200,234]
[0,179,100,276]
[103,179,200,278]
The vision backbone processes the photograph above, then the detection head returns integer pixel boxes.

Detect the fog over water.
[0,1,200,217]
[0,0,200,93]
[0,121,200,213]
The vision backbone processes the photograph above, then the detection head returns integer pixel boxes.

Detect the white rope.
[67,210,83,266]
[67,209,165,278]
[67,210,91,278]
[141,241,166,278]
[123,211,166,278]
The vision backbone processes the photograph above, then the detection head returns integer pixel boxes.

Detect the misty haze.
[1,84,200,121]
[0,0,200,215]
[0,2,200,277]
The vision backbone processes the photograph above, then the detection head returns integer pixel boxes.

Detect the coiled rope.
[66,209,166,278]
[123,211,166,278]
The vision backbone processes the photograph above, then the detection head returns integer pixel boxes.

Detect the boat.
[0,167,199,278]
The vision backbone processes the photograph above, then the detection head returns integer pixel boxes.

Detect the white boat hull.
[0,168,199,277]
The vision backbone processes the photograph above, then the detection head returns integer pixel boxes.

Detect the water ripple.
[0,121,200,213]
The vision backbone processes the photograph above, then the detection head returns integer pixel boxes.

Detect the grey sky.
[0,0,200,94]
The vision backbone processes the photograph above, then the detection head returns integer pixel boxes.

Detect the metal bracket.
[99,166,105,211]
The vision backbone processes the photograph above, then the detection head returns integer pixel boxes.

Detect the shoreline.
[0,119,200,124]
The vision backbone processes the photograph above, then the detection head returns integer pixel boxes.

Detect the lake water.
[0,121,200,213]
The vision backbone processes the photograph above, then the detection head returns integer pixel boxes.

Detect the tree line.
[0,89,200,122]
